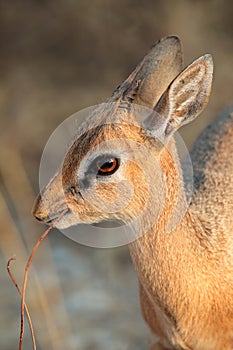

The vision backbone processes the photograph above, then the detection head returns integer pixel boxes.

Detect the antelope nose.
[32,193,46,222]
[34,215,44,222]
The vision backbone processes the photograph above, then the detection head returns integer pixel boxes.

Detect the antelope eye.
[96,157,120,176]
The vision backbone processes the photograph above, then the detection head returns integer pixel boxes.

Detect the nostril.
[33,209,47,222]
[34,213,45,222]
[33,208,51,223]
[32,193,46,221]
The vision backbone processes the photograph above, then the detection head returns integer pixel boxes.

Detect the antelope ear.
[112,35,183,108]
[144,54,213,141]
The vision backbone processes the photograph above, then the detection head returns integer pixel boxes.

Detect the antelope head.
[33,36,213,235]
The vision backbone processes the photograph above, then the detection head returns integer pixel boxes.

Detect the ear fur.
[112,36,183,108]
[144,54,214,140]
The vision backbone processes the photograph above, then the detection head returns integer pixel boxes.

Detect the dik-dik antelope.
[33,36,233,349]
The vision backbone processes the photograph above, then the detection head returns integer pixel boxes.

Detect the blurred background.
[1,1,233,349]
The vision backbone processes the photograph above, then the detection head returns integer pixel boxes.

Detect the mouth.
[32,192,82,229]
[45,217,57,225]
[35,209,71,226]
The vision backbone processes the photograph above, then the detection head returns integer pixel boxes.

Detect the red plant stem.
[19,208,69,350]
[7,257,37,350]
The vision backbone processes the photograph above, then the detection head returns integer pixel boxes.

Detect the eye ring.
[96,157,120,176]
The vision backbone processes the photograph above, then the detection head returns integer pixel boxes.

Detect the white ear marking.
[144,54,213,140]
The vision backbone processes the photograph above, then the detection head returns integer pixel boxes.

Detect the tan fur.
[33,36,233,349]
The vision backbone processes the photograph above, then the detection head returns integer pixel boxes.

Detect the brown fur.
[33,37,233,349]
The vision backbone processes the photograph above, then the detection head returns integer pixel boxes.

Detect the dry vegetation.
[1,1,233,349]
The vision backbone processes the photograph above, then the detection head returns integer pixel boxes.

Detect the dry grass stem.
[7,256,37,350]
[6,208,68,350]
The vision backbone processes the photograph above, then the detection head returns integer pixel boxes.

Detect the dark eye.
[96,157,120,176]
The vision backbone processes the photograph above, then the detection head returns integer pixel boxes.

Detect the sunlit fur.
[33,36,233,349]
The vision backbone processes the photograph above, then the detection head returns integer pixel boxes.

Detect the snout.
[32,188,73,228]
[32,171,70,225]
[32,193,48,222]
[32,192,61,224]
